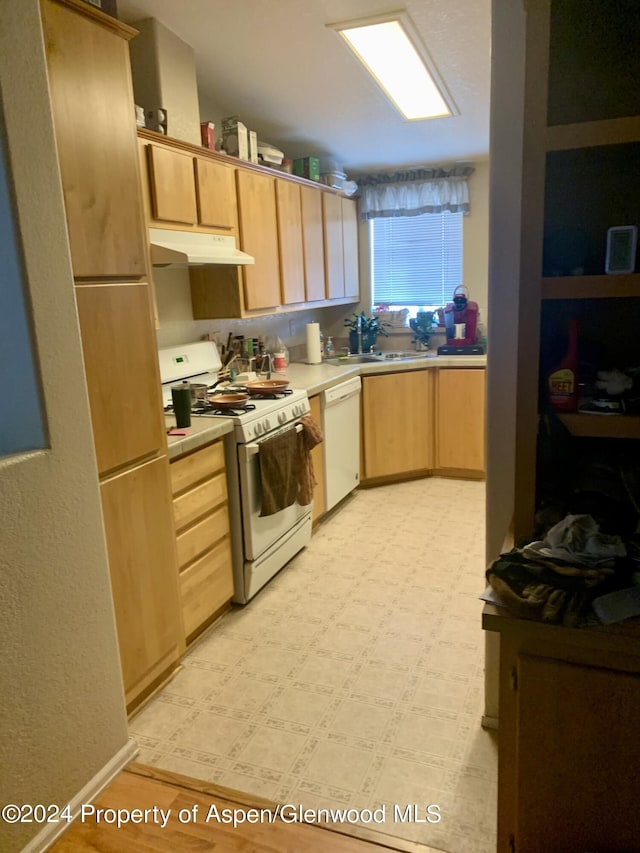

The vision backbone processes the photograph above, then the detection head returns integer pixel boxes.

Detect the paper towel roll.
[305,323,322,364]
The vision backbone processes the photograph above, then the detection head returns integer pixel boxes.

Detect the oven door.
[237,424,311,561]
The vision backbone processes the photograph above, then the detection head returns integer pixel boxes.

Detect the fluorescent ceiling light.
[329,13,456,121]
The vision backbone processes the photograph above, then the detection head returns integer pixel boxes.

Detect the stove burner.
[198,403,256,416]
[165,401,257,417]
[232,386,294,400]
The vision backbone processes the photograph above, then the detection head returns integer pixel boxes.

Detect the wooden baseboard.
[21,739,139,853]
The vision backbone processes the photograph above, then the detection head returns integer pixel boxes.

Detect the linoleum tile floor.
[130,478,497,852]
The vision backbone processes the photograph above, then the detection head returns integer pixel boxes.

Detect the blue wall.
[0,109,46,456]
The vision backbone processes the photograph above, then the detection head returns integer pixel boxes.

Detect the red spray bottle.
[548,319,579,412]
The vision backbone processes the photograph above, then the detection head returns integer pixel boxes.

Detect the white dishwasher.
[321,375,361,510]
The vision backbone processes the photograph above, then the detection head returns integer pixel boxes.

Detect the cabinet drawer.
[180,538,233,638]
[173,471,227,531]
[171,441,225,495]
[176,503,229,568]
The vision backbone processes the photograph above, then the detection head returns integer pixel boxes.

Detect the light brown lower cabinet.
[484,608,640,852]
[362,370,434,479]
[100,455,183,711]
[361,367,485,483]
[435,368,486,474]
[170,439,233,642]
[308,395,326,522]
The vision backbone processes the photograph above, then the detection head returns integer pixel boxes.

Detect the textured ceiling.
[118,0,491,173]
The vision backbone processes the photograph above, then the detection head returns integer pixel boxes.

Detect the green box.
[293,157,320,181]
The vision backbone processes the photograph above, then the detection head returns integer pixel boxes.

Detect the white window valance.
[356,165,474,220]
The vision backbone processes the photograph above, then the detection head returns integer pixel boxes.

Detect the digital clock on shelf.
[605,225,637,274]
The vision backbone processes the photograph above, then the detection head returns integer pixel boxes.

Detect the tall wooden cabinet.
[486,1,640,848]
[497,0,640,544]
[42,0,182,712]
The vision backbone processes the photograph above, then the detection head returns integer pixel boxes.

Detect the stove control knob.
[263,418,271,432]
[277,411,285,424]
[254,422,263,436]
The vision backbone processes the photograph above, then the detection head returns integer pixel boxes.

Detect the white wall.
[129,18,201,145]
[464,160,490,326]
[0,4,130,850]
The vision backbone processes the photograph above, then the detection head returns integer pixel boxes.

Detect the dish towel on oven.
[297,414,324,507]
[259,426,300,517]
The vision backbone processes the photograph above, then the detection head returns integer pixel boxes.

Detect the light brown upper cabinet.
[300,186,327,301]
[41,0,147,279]
[236,170,281,310]
[146,144,198,224]
[74,282,166,476]
[342,197,359,300]
[322,192,345,299]
[275,179,305,305]
[194,157,237,230]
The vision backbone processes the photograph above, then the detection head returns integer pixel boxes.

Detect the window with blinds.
[370,210,463,308]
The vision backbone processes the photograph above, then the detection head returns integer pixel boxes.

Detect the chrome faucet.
[356,314,363,354]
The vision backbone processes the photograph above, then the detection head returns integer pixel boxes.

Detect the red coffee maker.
[444,285,478,346]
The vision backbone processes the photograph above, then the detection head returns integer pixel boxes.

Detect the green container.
[293,157,320,181]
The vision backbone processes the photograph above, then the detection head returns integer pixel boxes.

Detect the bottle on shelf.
[547,319,579,412]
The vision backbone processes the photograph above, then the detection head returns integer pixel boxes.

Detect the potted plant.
[344,311,391,353]
[409,311,437,350]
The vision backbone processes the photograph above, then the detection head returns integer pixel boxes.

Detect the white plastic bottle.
[325,336,336,358]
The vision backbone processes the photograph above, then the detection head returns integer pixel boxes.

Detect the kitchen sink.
[325,351,437,366]
[324,355,381,365]
[376,351,436,360]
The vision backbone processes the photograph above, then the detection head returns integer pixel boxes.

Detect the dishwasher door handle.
[325,390,360,406]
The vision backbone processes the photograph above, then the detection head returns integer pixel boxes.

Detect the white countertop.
[283,353,487,396]
[164,415,233,460]
[163,353,486,459]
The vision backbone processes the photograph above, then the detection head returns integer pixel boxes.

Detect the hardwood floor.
[50,762,426,852]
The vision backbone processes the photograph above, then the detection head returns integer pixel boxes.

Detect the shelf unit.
[511,0,640,541]
[541,273,640,299]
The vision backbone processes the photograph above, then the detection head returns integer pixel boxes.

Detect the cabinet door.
[436,369,485,472]
[362,371,433,478]
[100,456,183,709]
[75,282,165,475]
[275,179,305,305]
[236,170,281,310]
[342,197,360,300]
[146,144,198,224]
[309,395,326,521]
[41,0,147,278]
[513,654,640,851]
[300,186,327,302]
[323,192,345,299]
[194,157,237,229]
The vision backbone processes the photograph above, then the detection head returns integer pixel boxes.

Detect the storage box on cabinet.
[170,440,233,641]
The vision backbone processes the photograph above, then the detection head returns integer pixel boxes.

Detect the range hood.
[149,228,255,267]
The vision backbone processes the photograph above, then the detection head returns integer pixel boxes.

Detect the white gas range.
[159,342,312,604]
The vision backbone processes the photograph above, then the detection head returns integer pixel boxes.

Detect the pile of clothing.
[487,514,630,626]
